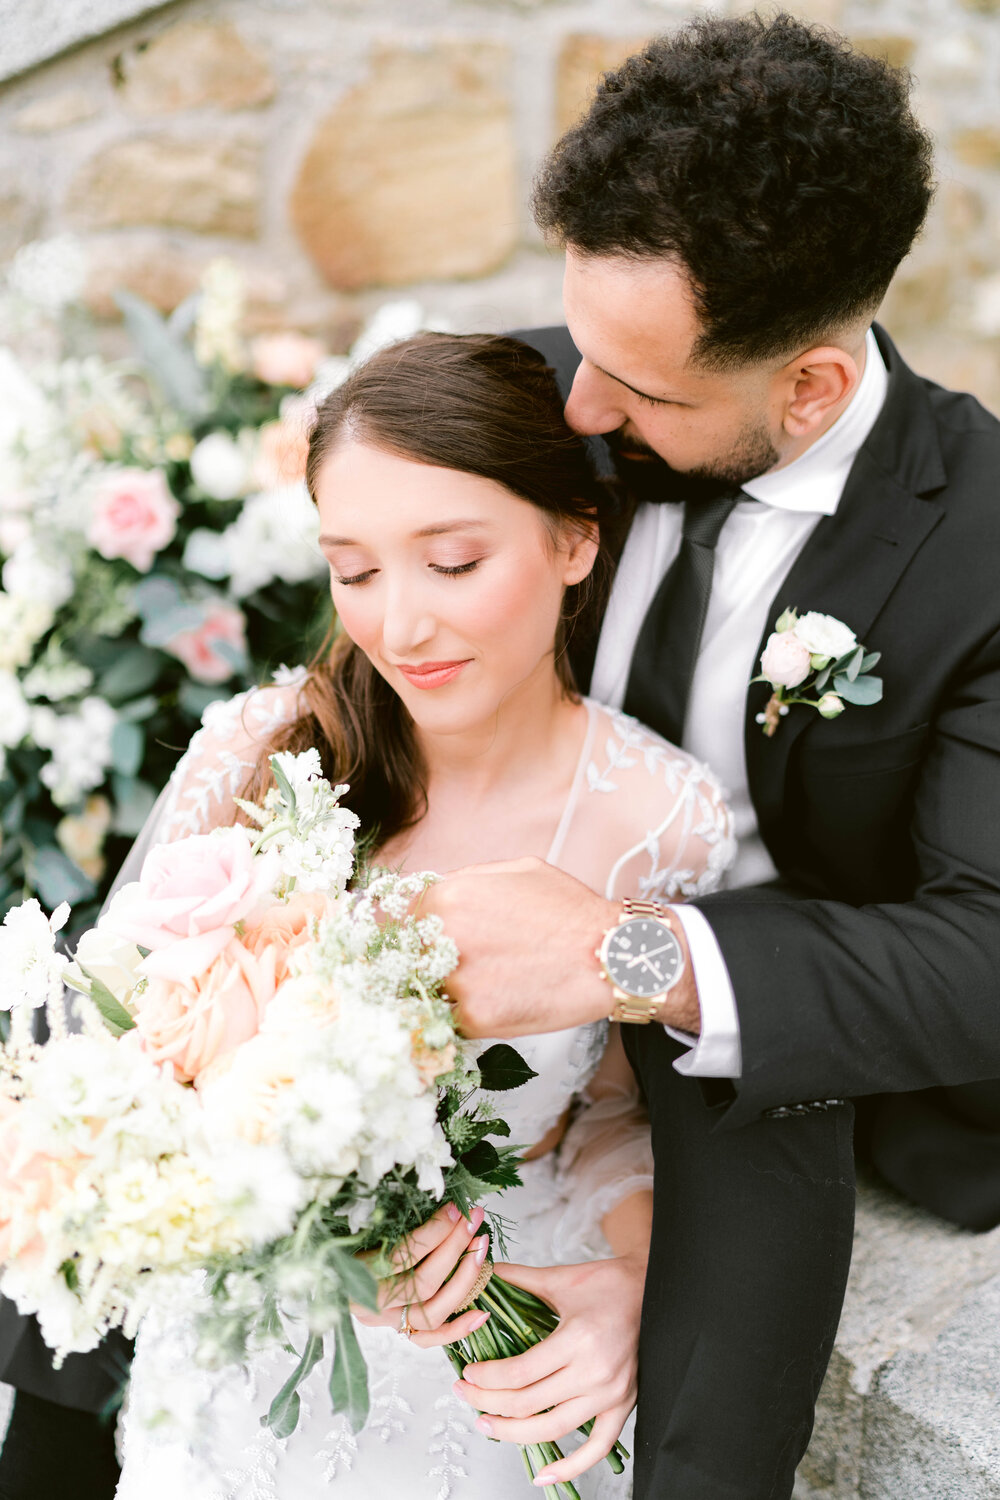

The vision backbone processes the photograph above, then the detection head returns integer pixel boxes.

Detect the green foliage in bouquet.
[0,246,372,925]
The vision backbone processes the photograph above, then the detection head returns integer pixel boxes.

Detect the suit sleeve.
[692,621,1000,1128]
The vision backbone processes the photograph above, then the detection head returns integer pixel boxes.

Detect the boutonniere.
[751,608,883,737]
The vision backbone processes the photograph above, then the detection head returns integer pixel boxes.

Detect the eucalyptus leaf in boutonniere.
[751,608,883,737]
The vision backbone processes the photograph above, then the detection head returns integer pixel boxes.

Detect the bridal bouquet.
[0,750,627,1500]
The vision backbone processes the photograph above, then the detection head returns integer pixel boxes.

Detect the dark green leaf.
[28,847,95,908]
[111,722,145,778]
[812,666,832,693]
[116,695,160,724]
[265,1332,324,1439]
[461,1140,500,1177]
[832,673,883,706]
[78,969,136,1035]
[329,1314,370,1434]
[97,646,164,703]
[842,647,865,683]
[116,289,212,420]
[476,1044,538,1092]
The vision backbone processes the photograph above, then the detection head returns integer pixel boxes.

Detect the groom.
[437,13,1000,1499]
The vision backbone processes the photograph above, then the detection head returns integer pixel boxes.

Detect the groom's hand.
[419,857,701,1038]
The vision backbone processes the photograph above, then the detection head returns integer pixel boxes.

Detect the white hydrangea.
[191,483,324,598]
[32,696,117,808]
[189,431,253,501]
[0,592,54,672]
[0,897,69,1011]
[7,236,87,316]
[22,651,93,703]
[2,539,75,610]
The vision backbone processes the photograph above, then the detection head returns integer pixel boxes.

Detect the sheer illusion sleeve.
[549,703,737,1257]
[107,671,308,898]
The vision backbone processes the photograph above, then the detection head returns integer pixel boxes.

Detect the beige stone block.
[67,137,260,237]
[0,191,43,260]
[953,127,1000,170]
[939,181,986,238]
[290,42,517,291]
[881,260,957,335]
[119,20,275,113]
[555,35,651,138]
[13,88,101,133]
[958,0,1000,14]
[850,34,917,70]
[82,233,291,322]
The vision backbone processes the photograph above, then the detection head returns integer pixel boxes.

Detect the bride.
[114,332,734,1499]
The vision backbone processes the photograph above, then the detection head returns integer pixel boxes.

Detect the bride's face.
[315,439,596,734]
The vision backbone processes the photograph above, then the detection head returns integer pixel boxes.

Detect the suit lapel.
[744,329,947,842]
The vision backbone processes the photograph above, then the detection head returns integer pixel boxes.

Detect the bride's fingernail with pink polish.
[469,1310,490,1330]
[473,1234,489,1265]
[465,1205,483,1234]
[445,1203,460,1223]
[475,1417,494,1437]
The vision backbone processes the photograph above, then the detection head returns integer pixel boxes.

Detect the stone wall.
[1,0,999,410]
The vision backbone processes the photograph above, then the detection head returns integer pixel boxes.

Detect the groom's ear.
[779,345,861,439]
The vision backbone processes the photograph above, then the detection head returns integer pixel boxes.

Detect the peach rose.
[759,630,812,689]
[86,468,181,573]
[133,938,277,1084]
[252,419,309,490]
[162,600,247,685]
[251,332,326,390]
[242,891,332,987]
[0,1101,83,1264]
[103,827,280,984]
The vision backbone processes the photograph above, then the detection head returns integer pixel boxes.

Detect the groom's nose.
[564,360,627,436]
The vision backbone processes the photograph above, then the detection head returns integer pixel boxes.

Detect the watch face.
[605,917,683,999]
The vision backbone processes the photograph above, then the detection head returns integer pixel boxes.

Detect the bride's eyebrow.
[318,520,492,547]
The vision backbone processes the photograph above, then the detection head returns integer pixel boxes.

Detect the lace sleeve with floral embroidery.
[579,706,736,904]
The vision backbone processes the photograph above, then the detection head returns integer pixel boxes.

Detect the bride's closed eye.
[430,559,482,576]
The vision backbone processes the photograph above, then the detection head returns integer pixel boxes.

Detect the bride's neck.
[414,661,582,802]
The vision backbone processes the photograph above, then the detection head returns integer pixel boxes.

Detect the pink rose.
[250,332,326,390]
[133,938,277,1084]
[163,601,247,684]
[0,1100,83,1265]
[759,630,812,689]
[86,468,181,573]
[103,827,280,984]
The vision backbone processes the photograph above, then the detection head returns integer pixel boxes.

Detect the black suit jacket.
[520,323,1000,1128]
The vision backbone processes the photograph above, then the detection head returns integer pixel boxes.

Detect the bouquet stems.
[444,1266,629,1500]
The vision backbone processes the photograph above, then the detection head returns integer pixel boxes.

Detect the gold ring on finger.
[398,1304,415,1340]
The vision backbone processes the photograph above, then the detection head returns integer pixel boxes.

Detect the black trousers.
[0,1391,120,1500]
[623,1026,856,1500]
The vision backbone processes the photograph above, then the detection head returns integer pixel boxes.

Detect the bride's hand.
[351,1201,492,1349]
[451,1254,644,1485]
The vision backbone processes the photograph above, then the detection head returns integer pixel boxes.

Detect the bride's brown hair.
[243,332,611,845]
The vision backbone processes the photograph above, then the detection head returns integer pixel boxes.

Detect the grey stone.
[0,0,172,83]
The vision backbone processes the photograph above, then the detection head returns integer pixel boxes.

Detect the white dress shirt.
[590,329,889,1077]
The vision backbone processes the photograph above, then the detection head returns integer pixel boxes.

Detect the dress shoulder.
[158,667,309,843]
[565,700,736,903]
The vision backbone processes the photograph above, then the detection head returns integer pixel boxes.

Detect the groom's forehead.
[562,250,710,389]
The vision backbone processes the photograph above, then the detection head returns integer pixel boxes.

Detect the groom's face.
[562,249,783,485]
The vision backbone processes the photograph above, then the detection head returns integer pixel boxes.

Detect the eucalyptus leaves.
[753,608,883,737]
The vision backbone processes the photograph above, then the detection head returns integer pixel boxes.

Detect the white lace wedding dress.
[114,674,735,1500]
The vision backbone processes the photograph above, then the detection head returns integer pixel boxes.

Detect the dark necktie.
[623,489,742,745]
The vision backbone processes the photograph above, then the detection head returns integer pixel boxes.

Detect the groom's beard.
[606,416,780,500]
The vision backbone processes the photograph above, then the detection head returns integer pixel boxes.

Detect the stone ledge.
[0,0,173,84]
[796,1172,1000,1498]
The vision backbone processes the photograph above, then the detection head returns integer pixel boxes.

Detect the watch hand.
[624,942,674,968]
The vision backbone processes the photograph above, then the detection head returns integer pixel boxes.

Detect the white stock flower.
[0,898,69,1011]
[22,652,93,703]
[2,539,74,610]
[194,259,246,374]
[0,671,31,749]
[189,431,252,501]
[792,611,857,662]
[0,592,54,672]
[32,697,117,808]
[210,1140,305,1244]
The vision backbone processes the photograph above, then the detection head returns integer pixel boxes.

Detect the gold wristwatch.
[596,897,685,1023]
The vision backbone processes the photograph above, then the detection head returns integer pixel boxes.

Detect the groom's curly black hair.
[532,12,934,368]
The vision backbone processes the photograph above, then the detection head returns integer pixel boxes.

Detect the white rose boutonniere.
[752,607,882,737]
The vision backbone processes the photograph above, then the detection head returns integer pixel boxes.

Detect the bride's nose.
[381,581,437,658]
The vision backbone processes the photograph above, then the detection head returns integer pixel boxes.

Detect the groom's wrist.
[594,900,701,1034]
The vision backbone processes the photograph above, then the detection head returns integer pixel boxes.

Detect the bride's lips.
[395,659,471,690]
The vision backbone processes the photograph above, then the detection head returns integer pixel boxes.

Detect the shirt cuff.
[663,905,742,1078]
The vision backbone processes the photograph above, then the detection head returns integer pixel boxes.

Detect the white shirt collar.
[741,328,888,517]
